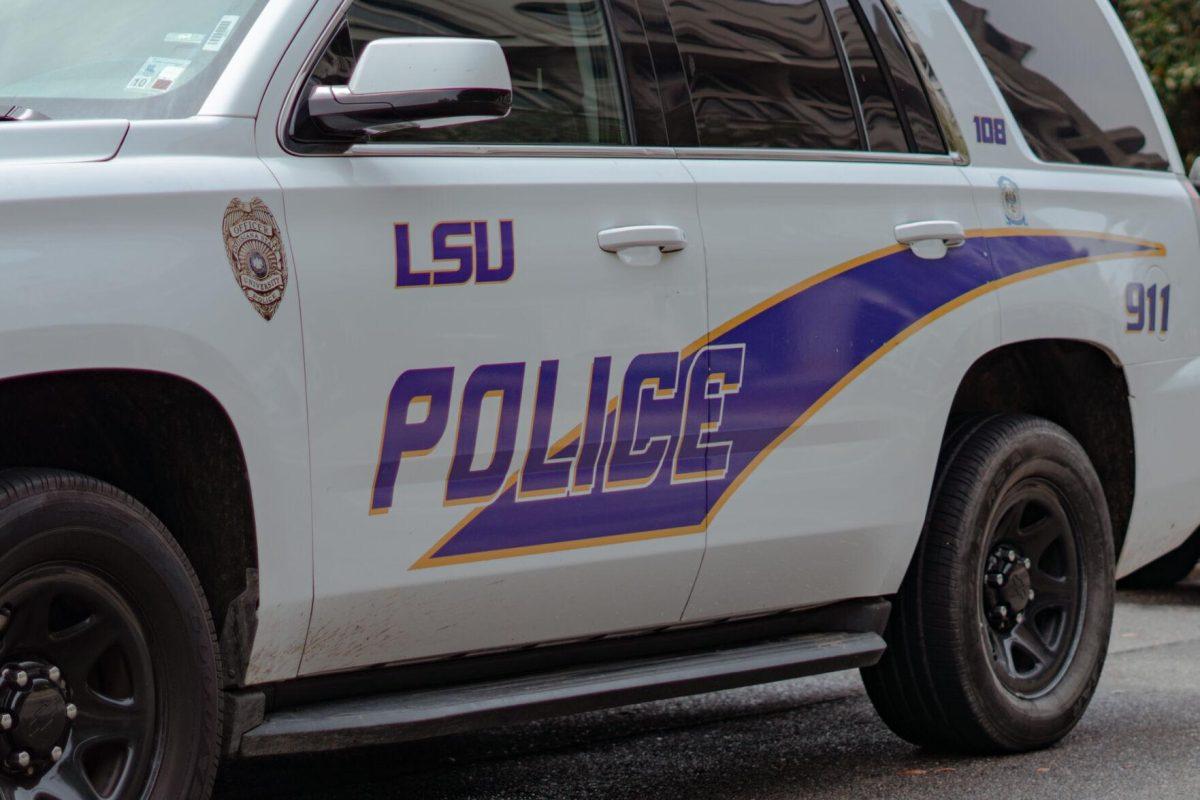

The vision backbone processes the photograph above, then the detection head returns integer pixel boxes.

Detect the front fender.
[0,117,311,683]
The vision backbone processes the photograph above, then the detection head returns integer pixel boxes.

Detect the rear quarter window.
[950,0,1170,171]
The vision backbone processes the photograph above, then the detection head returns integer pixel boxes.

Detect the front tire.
[862,415,1114,753]
[0,470,220,799]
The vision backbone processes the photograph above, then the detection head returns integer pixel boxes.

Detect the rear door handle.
[598,225,687,267]
[894,220,967,261]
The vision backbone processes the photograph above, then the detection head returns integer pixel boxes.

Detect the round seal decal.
[998,176,1027,227]
[222,197,288,320]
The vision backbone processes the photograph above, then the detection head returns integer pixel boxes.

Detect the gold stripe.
[410,522,705,569]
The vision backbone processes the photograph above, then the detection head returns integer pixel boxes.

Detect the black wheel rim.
[0,565,157,800]
[980,479,1086,698]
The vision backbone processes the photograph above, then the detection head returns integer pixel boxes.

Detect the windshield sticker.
[126,57,191,94]
[203,15,240,52]
[164,32,206,45]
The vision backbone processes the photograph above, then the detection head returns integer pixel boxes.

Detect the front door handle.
[895,220,967,261]
[598,225,687,267]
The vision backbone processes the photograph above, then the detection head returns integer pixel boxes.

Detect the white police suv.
[2,0,1199,797]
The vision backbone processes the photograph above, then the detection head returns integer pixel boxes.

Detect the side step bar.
[239,631,885,757]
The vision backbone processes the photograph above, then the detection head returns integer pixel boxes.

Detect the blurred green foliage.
[1115,0,1200,169]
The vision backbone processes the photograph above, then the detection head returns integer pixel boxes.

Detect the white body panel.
[2,0,1199,685]
[0,117,313,683]
[906,0,1200,574]
[0,120,129,164]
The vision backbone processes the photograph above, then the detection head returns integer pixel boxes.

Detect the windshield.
[0,0,268,120]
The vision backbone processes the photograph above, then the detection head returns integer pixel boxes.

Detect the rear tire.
[0,470,220,799]
[1118,527,1200,589]
[862,415,1114,753]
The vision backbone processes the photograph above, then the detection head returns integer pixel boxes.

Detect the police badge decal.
[222,197,288,320]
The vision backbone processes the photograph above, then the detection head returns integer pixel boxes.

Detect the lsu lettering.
[395,220,515,287]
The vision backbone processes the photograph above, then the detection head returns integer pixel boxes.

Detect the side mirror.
[307,37,512,139]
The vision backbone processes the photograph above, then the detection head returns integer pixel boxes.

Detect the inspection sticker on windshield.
[203,15,240,52]
[126,58,191,94]
[164,32,206,45]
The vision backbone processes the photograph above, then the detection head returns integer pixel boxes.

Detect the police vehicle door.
[262,0,711,673]
[657,0,996,620]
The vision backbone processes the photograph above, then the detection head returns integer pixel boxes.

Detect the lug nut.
[1028,589,1036,601]
[50,746,62,763]
[13,752,29,769]
[995,605,1009,619]
[1023,558,1033,569]
[47,667,60,684]
[987,573,1006,587]
[1015,612,1026,624]
[1007,550,1018,563]
[65,704,77,721]
[0,713,11,730]
[12,671,27,689]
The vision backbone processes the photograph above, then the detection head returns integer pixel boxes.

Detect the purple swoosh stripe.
[422,234,1158,564]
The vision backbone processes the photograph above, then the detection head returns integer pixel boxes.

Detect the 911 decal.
[1126,282,1171,334]
[369,231,1165,569]
[395,220,515,287]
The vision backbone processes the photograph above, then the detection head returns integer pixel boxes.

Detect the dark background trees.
[1115,0,1200,168]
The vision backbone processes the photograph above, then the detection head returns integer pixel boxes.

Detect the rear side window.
[664,0,861,150]
[950,0,1169,171]
[307,0,628,146]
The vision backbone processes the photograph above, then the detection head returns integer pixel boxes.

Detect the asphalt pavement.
[215,572,1200,799]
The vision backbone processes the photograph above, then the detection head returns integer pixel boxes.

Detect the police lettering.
[368,345,747,515]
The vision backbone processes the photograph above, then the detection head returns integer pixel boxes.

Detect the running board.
[238,631,884,757]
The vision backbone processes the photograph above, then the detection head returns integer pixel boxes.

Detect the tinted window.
[665,0,861,150]
[951,0,1169,170]
[857,0,944,154]
[827,0,907,152]
[311,0,628,145]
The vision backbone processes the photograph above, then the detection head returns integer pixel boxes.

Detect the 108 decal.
[1126,282,1171,334]
[973,115,1007,145]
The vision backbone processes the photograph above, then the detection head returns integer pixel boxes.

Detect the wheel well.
[950,341,1135,558]
[0,370,258,684]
